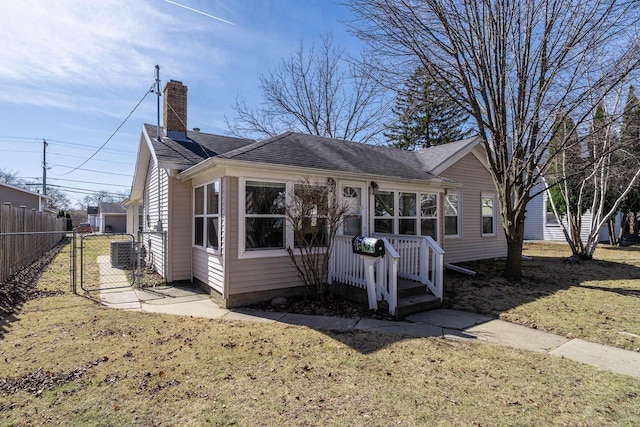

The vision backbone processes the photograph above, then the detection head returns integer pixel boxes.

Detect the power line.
[48,165,133,177]
[59,82,156,176]
[0,137,134,156]
[22,177,131,187]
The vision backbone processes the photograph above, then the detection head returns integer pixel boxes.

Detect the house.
[87,206,98,229]
[0,182,53,212]
[127,80,507,310]
[96,202,127,233]
[524,184,621,243]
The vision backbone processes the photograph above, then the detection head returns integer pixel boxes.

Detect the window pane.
[421,219,437,239]
[194,217,204,246]
[481,197,493,216]
[445,194,458,215]
[343,215,362,236]
[445,216,458,235]
[483,217,494,234]
[399,219,416,235]
[207,217,219,249]
[296,218,327,247]
[194,186,204,215]
[374,219,393,234]
[375,191,394,217]
[421,194,437,217]
[399,193,416,217]
[246,181,286,214]
[207,182,219,215]
[245,218,284,250]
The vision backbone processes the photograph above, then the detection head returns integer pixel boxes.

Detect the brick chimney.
[163,80,188,136]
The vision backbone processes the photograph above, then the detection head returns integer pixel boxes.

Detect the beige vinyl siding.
[225,177,301,295]
[143,158,168,279]
[167,177,191,281]
[0,187,42,211]
[440,153,507,263]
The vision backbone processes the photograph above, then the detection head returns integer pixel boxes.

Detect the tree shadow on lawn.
[442,245,640,318]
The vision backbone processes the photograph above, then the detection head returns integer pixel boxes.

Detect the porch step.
[394,293,441,317]
[397,278,428,297]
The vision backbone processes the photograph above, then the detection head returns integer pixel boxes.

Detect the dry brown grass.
[444,242,640,351]
[1,242,639,425]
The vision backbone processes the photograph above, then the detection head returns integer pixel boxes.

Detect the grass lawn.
[444,242,640,352]
[0,242,639,425]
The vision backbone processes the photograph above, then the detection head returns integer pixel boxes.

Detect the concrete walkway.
[99,284,640,379]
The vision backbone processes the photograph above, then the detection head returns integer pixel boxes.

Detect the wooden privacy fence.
[0,202,67,283]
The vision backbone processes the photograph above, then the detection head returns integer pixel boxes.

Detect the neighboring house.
[87,206,98,228]
[97,202,127,233]
[127,80,507,309]
[524,184,621,243]
[0,182,52,212]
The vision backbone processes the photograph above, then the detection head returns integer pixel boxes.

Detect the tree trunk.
[503,211,526,279]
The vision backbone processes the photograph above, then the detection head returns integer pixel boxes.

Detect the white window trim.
[339,182,367,236]
[481,193,497,237]
[398,191,418,236]
[238,177,291,259]
[444,191,462,239]
[193,180,221,254]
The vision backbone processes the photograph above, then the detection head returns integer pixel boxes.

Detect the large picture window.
[194,181,220,250]
[445,192,460,237]
[293,184,328,247]
[245,180,286,250]
[482,194,496,236]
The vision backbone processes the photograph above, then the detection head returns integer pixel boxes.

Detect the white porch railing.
[328,236,400,314]
[374,234,445,300]
[328,234,444,315]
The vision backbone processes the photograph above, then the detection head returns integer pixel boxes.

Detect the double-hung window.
[245,180,286,250]
[342,186,362,236]
[194,181,220,250]
[445,192,461,237]
[482,194,496,236]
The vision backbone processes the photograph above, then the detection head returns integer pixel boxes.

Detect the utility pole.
[155,65,161,142]
[42,139,48,196]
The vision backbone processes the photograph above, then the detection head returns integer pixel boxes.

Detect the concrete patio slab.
[550,339,640,378]
[460,319,571,353]
[140,299,229,319]
[99,287,141,310]
[406,308,492,330]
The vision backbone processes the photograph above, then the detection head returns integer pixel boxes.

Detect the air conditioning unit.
[110,240,133,268]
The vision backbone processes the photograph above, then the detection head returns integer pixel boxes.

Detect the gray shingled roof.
[219,132,441,182]
[99,202,126,215]
[144,125,478,182]
[144,124,256,167]
[415,136,480,171]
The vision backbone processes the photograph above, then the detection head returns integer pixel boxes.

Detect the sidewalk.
[100,284,640,379]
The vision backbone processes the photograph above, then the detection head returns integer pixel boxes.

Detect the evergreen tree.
[385,67,470,150]
[616,86,640,236]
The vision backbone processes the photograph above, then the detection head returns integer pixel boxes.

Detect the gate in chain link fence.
[70,231,167,293]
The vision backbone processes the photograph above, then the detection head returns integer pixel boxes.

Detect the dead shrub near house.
[285,177,349,300]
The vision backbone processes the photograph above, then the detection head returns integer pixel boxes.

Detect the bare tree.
[227,33,390,144]
[349,0,640,278]
[285,177,349,299]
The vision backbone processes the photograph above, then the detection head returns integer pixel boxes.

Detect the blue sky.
[0,0,360,207]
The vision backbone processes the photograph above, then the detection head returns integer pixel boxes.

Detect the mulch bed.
[246,293,398,321]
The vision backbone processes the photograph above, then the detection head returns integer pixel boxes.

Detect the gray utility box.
[110,240,133,268]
